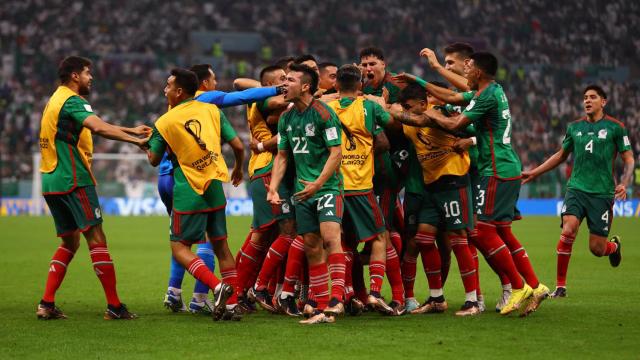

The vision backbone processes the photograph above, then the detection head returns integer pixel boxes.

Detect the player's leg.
[412,223,448,314]
[37,193,82,319]
[583,194,620,266]
[339,198,364,315]
[553,212,580,297]
[401,191,422,312]
[279,234,306,316]
[188,241,217,314]
[320,194,347,318]
[207,209,242,321]
[474,177,531,315]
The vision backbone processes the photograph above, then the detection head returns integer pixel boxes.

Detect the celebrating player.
[522,85,633,297]
[392,52,549,316]
[37,56,149,320]
[267,64,345,324]
[147,68,242,321]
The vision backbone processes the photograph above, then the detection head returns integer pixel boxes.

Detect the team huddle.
[36,43,634,324]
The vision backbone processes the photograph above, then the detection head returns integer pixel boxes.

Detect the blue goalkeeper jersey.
[157,87,278,175]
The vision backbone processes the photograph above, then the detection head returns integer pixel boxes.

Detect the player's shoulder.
[568,116,587,128]
[63,95,93,112]
[310,99,337,121]
[603,114,625,128]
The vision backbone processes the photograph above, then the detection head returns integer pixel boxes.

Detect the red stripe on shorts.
[459,187,469,225]
[173,212,181,236]
[78,188,93,220]
[368,192,383,228]
[485,177,497,216]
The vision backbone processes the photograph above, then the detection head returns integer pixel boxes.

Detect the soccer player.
[522,85,633,298]
[327,64,404,315]
[391,52,547,316]
[393,83,480,316]
[37,56,148,320]
[239,65,299,314]
[161,64,279,314]
[267,64,345,324]
[147,68,242,321]
[318,62,338,94]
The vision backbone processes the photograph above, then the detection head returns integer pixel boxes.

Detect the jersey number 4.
[292,137,309,154]
[585,139,593,153]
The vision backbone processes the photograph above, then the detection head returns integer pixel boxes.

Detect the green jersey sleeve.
[561,125,574,152]
[616,125,632,153]
[461,91,475,103]
[321,109,342,147]
[220,112,237,142]
[148,126,167,155]
[462,93,495,123]
[372,101,390,135]
[277,112,290,151]
[61,96,94,126]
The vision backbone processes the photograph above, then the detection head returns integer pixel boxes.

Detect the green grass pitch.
[0,216,638,359]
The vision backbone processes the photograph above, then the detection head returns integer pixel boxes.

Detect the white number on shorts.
[585,139,593,153]
[477,190,486,207]
[601,210,609,224]
[317,193,334,211]
[292,136,309,154]
[443,201,461,218]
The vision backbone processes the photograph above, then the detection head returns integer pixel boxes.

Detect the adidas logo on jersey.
[325,211,334,216]
[454,219,462,225]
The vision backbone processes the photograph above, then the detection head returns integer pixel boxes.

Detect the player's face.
[282,71,308,101]
[583,90,606,115]
[164,75,182,108]
[401,99,426,115]
[301,60,319,76]
[427,94,445,107]
[202,69,217,91]
[360,56,385,83]
[465,60,480,90]
[444,53,466,76]
[76,66,93,96]
[266,69,287,86]
[319,66,337,90]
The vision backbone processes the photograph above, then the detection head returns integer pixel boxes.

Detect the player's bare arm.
[294,145,341,202]
[233,78,261,90]
[521,148,571,184]
[424,107,470,131]
[425,83,466,105]
[615,150,635,200]
[251,136,278,153]
[267,149,288,205]
[373,131,390,155]
[420,48,469,91]
[83,115,149,149]
[146,149,164,167]
[228,137,245,187]
[388,103,435,127]
[116,124,152,137]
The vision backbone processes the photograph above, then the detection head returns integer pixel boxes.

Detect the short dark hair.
[275,56,295,70]
[189,64,212,84]
[583,84,607,99]
[288,63,318,94]
[293,54,318,65]
[336,64,362,92]
[58,56,92,83]
[259,65,284,83]
[470,52,498,77]
[170,68,198,96]
[319,62,337,73]
[359,47,385,61]
[398,83,427,104]
[443,42,474,58]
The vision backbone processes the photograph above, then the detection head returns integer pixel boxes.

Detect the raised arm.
[233,78,262,90]
[424,83,467,105]
[196,87,280,108]
[420,48,470,91]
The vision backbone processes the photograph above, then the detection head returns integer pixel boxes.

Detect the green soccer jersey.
[362,72,404,104]
[562,115,632,197]
[277,99,343,196]
[42,96,95,194]
[404,144,424,194]
[442,95,479,167]
[148,110,236,212]
[462,82,521,179]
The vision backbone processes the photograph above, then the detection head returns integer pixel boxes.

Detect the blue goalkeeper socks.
[168,255,186,289]
[193,242,216,294]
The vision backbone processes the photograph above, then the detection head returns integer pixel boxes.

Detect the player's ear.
[601,98,607,107]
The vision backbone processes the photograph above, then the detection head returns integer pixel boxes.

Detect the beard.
[78,84,91,96]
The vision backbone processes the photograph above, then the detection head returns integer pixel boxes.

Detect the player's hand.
[388,103,404,119]
[231,167,243,187]
[295,180,320,202]
[363,94,386,108]
[250,138,261,153]
[453,138,473,153]
[267,187,282,205]
[614,184,627,200]
[419,48,441,70]
[131,125,152,137]
[520,170,538,184]
[136,134,151,151]
[382,87,390,104]
[391,72,417,86]
[319,92,340,103]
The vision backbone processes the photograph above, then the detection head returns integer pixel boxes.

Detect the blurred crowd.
[1,0,639,197]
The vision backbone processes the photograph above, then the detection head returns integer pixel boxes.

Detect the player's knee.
[279,220,297,237]
[84,224,106,246]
